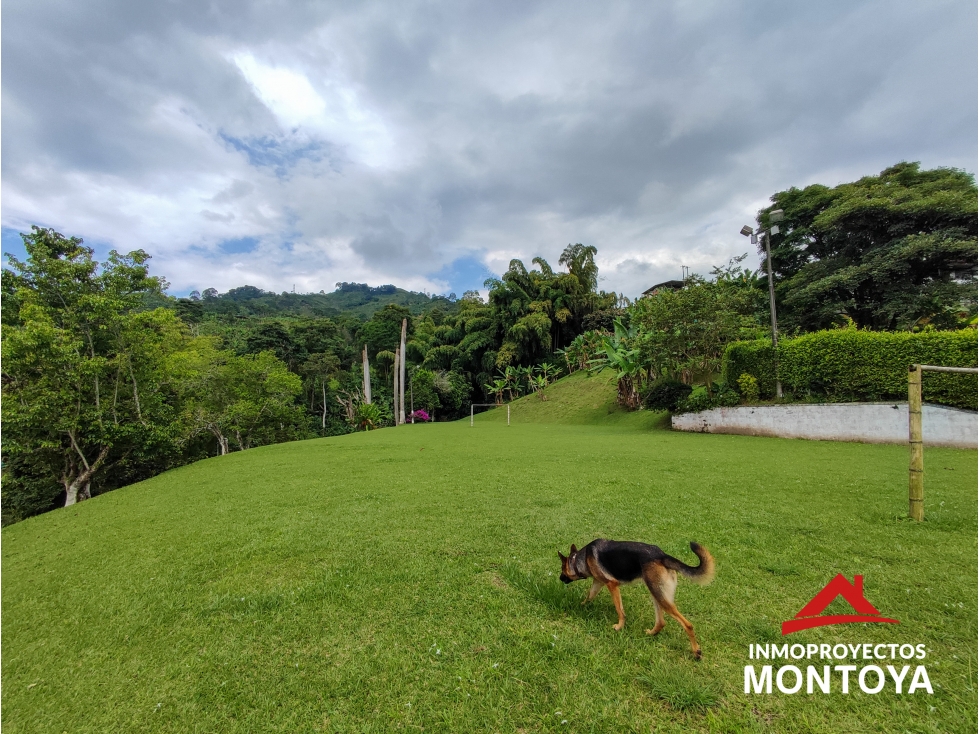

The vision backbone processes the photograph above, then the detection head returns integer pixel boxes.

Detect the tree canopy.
[760,162,978,331]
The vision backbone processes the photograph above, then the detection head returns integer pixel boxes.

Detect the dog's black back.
[583,540,668,583]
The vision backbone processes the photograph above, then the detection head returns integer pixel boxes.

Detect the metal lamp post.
[741,209,784,398]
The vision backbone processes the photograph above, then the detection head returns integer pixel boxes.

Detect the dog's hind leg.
[607,582,626,631]
[582,579,603,606]
[642,564,667,636]
[645,598,665,636]
[657,571,701,659]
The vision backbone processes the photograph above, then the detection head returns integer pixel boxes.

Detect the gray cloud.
[3,0,975,297]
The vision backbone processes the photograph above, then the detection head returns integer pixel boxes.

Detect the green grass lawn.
[3,372,976,733]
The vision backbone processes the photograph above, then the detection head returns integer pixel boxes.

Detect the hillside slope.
[476,369,669,429]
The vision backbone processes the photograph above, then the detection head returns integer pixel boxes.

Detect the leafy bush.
[737,373,760,403]
[642,379,692,412]
[714,385,741,407]
[675,383,740,413]
[722,329,978,409]
[411,369,470,419]
[352,402,388,431]
[581,308,626,332]
[678,387,713,413]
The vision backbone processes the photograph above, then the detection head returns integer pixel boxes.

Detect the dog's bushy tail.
[663,542,715,585]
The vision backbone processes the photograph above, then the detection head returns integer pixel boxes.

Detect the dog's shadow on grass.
[498,563,612,621]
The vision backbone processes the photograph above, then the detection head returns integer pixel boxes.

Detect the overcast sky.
[3,0,976,299]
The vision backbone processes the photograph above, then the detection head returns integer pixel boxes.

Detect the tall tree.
[486,248,615,367]
[171,342,307,455]
[760,162,978,331]
[630,272,764,393]
[1,227,177,516]
[359,304,414,358]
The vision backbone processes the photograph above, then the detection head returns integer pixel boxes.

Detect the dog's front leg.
[582,579,603,606]
[608,583,626,631]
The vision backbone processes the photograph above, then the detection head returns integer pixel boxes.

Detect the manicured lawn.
[3,373,976,733]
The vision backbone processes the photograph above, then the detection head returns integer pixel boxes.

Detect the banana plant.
[516,365,534,395]
[531,374,548,401]
[499,365,520,400]
[589,318,645,409]
[484,378,508,405]
[537,361,560,385]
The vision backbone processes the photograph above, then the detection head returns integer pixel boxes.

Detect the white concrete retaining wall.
[671,403,977,449]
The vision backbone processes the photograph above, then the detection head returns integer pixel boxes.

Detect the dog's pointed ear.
[570,544,578,554]
[557,551,566,561]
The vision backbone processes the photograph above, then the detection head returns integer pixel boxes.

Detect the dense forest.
[1,231,621,523]
[2,162,975,524]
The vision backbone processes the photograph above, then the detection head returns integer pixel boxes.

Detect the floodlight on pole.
[740,215,784,398]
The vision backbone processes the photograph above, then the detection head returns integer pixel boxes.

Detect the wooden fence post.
[908,364,923,521]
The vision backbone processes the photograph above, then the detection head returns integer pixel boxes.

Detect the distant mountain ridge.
[193,282,459,319]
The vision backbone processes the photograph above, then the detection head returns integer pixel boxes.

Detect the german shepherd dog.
[558,539,714,659]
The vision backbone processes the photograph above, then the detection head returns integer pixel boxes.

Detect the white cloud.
[2,0,975,298]
[230,50,397,168]
[232,53,327,127]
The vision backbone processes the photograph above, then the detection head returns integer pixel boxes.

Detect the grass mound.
[476,369,668,428]
[2,393,976,732]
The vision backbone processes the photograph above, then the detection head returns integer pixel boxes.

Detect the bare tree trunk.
[93,376,102,427]
[85,330,103,428]
[392,346,401,425]
[112,368,121,424]
[399,318,407,424]
[322,383,327,429]
[336,390,358,423]
[362,346,372,404]
[209,428,229,455]
[65,478,83,506]
[128,358,143,423]
[63,444,110,506]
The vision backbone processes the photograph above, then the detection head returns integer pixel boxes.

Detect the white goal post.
[470,403,510,426]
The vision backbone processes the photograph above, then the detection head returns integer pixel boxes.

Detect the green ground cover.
[3,372,976,733]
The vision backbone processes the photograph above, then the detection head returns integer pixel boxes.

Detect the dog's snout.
[559,574,572,584]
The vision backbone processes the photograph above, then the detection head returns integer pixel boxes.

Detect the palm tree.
[559,243,599,292]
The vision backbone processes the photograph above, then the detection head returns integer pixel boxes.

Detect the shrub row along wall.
[721,329,978,410]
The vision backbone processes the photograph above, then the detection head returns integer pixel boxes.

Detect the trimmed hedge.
[721,329,978,410]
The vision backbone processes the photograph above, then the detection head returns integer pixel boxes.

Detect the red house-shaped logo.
[782,574,900,635]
